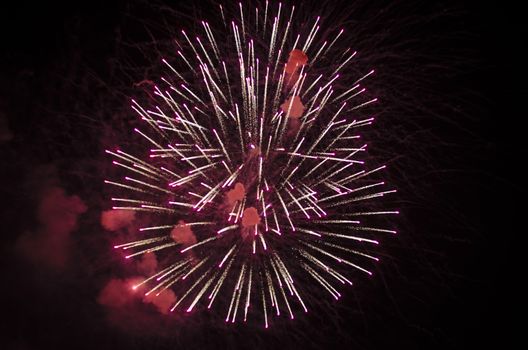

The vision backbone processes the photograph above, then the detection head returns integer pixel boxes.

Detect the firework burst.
[106,1,397,327]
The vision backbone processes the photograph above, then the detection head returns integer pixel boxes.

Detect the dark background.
[0,0,524,349]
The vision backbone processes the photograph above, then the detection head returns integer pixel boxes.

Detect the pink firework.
[106,1,397,328]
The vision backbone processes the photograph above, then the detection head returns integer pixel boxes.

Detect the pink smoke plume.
[285,49,308,75]
[98,276,176,315]
[143,289,177,315]
[284,49,308,88]
[280,95,305,119]
[97,276,179,335]
[97,277,143,308]
[15,187,87,269]
[242,207,261,228]
[101,209,136,231]
[137,252,158,276]
[226,182,246,206]
[170,220,197,247]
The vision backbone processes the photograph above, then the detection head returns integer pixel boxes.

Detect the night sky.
[0,1,524,349]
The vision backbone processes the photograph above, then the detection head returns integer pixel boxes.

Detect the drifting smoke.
[226,182,246,205]
[97,277,143,308]
[143,289,177,315]
[101,209,136,231]
[15,187,87,269]
[137,251,158,276]
[241,207,261,228]
[170,221,198,247]
[280,95,305,119]
[98,272,176,322]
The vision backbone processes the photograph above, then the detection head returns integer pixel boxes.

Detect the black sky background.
[0,1,525,349]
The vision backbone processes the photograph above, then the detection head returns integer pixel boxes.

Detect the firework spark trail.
[106,2,397,327]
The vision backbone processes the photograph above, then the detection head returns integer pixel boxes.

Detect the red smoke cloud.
[15,187,87,269]
[101,209,135,231]
[242,207,261,228]
[98,275,176,317]
[97,276,180,335]
[143,289,177,315]
[170,220,197,247]
[97,277,143,308]
[284,49,308,88]
[137,252,158,276]
[226,182,246,205]
[285,49,308,74]
[280,95,305,119]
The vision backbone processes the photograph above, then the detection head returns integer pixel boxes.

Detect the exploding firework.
[106,1,397,327]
